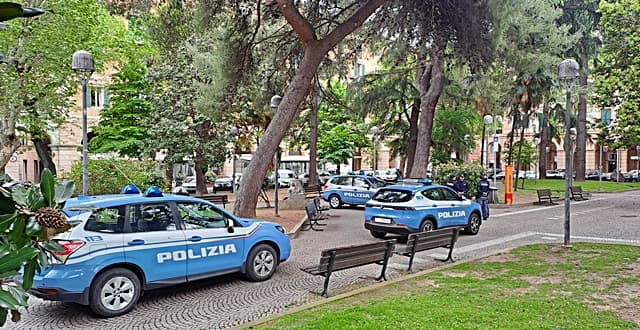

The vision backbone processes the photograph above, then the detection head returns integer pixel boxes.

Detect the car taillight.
[322,184,328,191]
[50,240,85,263]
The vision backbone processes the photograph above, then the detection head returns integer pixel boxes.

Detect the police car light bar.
[401,178,432,185]
[144,186,163,197]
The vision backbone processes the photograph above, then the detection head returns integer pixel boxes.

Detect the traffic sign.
[631,156,639,160]
[493,134,499,143]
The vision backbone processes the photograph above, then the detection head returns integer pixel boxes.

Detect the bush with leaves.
[433,161,485,199]
[0,169,74,326]
[63,158,168,195]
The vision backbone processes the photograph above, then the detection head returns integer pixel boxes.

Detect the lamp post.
[569,127,577,187]
[463,134,471,162]
[270,95,282,216]
[599,144,606,192]
[533,137,540,184]
[635,145,640,182]
[370,126,379,171]
[558,58,580,248]
[481,115,493,169]
[230,126,238,193]
[72,51,95,196]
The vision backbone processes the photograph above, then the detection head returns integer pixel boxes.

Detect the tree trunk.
[540,102,549,179]
[0,108,21,171]
[31,133,56,176]
[575,55,588,182]
[507,106,518,165]
[404,98,420,177]
[194,153,207,196]
[233,0,385,218]
[513,113,528,191]
[308,85,319,186]
[409,54,445,178]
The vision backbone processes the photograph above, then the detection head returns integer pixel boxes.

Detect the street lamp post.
[481,115,493,169]
[598,144,605,192]
[270,95,282,216]
[558,58,580,248]
[636,145,640,182]
[370,126,379,171]
[230,126,238,193]
[463,134,471,162]
[72,51,95,196]
[534,137,540,185]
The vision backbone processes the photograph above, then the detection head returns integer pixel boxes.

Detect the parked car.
[517,170,537,179]
[364,179,482,238]
[625,169,639,182]
[16,187,291,317]
[322,175,388,208]
[374,169,402,183]
[269,169,296,187]
[545,170,563,179]
[298,171,332,186]
[585,170,601,180]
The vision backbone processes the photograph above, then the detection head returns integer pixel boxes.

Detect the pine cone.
[35,207,68,229]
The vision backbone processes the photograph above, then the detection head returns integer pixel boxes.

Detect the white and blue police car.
[322,175,388,208]
[17,186,291,317]
[364,179,482,238]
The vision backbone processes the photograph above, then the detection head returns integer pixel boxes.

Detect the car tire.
[465,212,481,235]
[328,194,342,209]
[245,244,278,282]
[420,219,435,232]
[89,268,141,317]
[370,230,387,239]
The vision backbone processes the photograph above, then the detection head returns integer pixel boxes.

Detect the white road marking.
[534,232,640,245]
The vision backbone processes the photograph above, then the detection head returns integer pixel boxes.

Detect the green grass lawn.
[511,178,640,192]
[255,243,640,329]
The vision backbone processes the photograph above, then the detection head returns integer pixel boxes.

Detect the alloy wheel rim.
[101,276,135,311]
[253,250,274,277]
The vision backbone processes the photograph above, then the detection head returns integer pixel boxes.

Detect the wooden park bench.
[399,227,461,272]
[199,194,229,208]
[301,240,396,297]
[535,189,560,205]
[303,202,327,232]
[303,185,323,199]
[570,186,589,201]
[313,196,330,213]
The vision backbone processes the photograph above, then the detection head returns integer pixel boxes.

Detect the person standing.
[446,174,456,189]
[454,174,470,198]
[476,174,490,220]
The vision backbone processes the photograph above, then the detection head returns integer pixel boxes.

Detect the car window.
[130,203,177,232]
[176,202,227,229]
[440,188,460,201]
[372,189,413,203]
[353,178,369,188]
[370,177,387,187]
[333,176,351,186]
[422,188,442,201]
[85,206,126,233]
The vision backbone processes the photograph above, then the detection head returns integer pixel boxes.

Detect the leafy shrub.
[63,158,168,195]
[433,161,485,198]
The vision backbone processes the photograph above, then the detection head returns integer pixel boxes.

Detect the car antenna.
[106,158,142,195]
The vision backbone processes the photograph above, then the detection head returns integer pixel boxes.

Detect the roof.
[64,193,203,210]
[380,182,443,193]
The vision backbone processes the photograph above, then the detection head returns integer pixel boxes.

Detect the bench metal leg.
[376,241,394,281]
[406,237,419,273]
[437,230,459,263]
[321,252,337,297]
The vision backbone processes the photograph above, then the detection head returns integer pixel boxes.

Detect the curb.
[287,215,309,239]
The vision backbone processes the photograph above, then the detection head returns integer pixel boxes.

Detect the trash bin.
[488,187,499,204]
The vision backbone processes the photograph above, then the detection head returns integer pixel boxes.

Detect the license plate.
[373,217,391,224]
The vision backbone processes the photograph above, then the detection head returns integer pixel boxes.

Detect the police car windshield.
[370,177,387,187]
[372,189,413,203]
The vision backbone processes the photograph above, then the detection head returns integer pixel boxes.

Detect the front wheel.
[465,212,481,235]
[89,268,141,317]
[246,244,278,282]
[370,230,387,239]
[328,194,342,209]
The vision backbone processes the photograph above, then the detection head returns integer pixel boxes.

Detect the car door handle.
[189,236,202,242]
[432,205,437,207]
[450,204,456,207]
[128,239,145,246]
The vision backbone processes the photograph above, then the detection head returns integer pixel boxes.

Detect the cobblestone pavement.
[6,191,640,329]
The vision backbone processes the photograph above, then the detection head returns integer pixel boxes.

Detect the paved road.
[7,191,640,329]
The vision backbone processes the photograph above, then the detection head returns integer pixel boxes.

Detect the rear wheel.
[370,230,387,239]
[465,212,481,235]
[420,219,435,232]
[90,268,141,317]
[246,244,278,282]
[328,194,342,209]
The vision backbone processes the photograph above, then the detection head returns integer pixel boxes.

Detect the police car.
[322,175,388,208]
[364,179,482,238]
[17,186,291,317]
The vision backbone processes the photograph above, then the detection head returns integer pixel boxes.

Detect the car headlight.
[275,225,285,234]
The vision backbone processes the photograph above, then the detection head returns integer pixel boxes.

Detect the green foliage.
[0,0,131,169]
[434,161,485,198]
[63,159,167,195]
[316,81,370,165]
[503,140,537,170]
[593,0,640,148]
[89,61,153,158]
[0,169,73,326]
[431,104,480,165]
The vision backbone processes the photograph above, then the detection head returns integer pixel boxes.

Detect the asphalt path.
[7,190,640,329]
